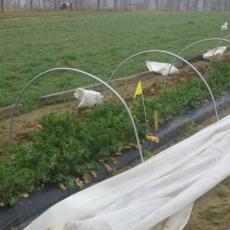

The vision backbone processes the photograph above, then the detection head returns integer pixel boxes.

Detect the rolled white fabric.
[146,61,179,76]
[25,114,230,230]
[202,46,227,60]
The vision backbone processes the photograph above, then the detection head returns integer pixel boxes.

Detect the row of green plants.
[1,62,230,206]
[135,61,230,124]
[0,105,145,206]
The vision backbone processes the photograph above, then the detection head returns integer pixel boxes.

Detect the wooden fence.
[1,0,230,12]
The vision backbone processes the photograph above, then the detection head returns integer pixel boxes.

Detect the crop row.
[1,61,230,206]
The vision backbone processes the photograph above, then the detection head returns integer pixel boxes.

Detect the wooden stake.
[154,110,159,130]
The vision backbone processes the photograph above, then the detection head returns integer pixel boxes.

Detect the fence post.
[114,0,117,10]
[30,0,33,10]
[144,0,148,10]
[124,0,127,10]
[168,0,173,10]
[225,0,229,10]
[217,0,221,11]
[1,0,4,12]
[203,0,206,11]
[185,0,189,11]
[2,0,228,12]
[176,0,180,11]
[195,0,198,11]
[156,0,158,10]
[38,0,40,10]
[74,0,77,10]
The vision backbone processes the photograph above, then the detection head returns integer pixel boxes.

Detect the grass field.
[0,11,229,110]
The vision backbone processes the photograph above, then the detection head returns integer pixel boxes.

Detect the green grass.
[0,11,230,110]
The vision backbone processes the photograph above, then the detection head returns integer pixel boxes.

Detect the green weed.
[215,187,228,198]
[199,207,225,224]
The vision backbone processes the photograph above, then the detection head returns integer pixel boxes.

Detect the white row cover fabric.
[146,61,179,76]
[202,46,227,60]
[220,22,228,31]
[25,114,230,230]
[74,88,104,109]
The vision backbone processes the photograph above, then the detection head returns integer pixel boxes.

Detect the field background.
[0,11,230,229]
[2,0,230,12]
[0,11,229,110]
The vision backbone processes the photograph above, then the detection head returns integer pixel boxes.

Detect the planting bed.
[1,53,227,143]
[1,55,230,229]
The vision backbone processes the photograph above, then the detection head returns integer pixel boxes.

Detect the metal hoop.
[9,67,144,162]
[108,50,219,121]
[167,37,230,81]
[176,37,230,62]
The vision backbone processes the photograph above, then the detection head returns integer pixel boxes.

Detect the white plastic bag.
[146,61,179,76]
[202,46,227,60]
[74,88,104,109]
[220,22,228,31]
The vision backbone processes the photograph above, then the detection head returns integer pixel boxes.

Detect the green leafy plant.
[0,103,145,205]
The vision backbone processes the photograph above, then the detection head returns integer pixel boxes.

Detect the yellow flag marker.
[154,110,159,130]
[134,81,143,98]
[134,80,149,133]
